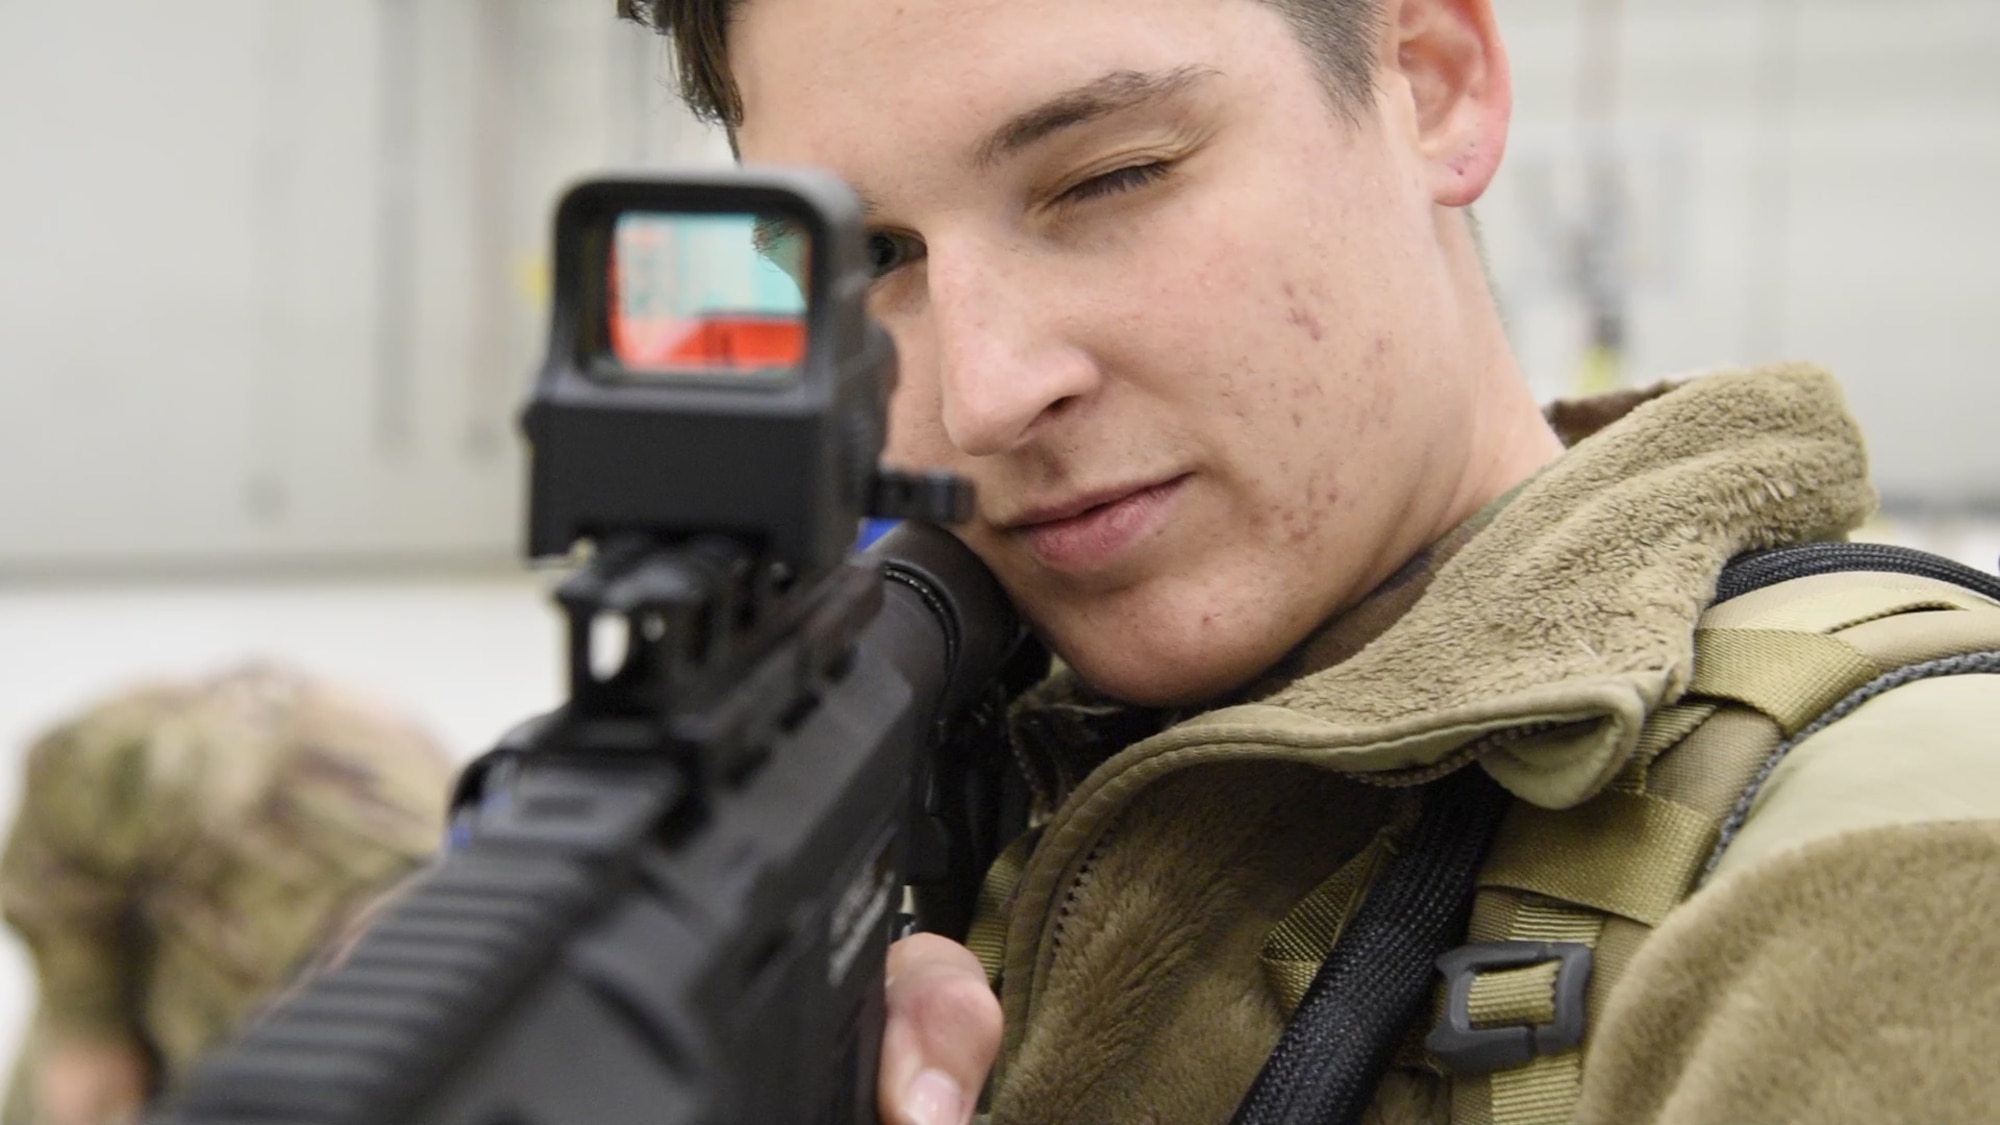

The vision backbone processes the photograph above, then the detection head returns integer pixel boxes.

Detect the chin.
[1059,643,1258,711]
[1033,587,1293,710]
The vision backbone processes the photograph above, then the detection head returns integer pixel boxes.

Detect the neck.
[1433,210,1566,535]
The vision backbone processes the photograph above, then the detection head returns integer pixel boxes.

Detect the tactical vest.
[1415,543,2000,1125]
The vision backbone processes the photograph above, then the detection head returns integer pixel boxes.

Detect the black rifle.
[150,169,1041,1125]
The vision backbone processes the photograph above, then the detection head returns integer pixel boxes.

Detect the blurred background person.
[0,664,452,1125]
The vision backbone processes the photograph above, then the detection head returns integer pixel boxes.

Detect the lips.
[1008,475,1189,574]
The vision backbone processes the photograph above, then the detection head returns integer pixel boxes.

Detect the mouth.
[1005,474,1190,574]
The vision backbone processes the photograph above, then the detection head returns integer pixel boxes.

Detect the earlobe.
[1391,0,1511,208]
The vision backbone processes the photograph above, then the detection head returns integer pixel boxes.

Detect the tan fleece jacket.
[984,365,2000,1124]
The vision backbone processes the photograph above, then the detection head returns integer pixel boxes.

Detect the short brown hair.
[617,0,1385,129]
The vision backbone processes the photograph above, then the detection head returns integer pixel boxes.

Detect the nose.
[923,244,1102,458]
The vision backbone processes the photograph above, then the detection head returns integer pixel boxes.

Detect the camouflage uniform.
[0,664,455,1123]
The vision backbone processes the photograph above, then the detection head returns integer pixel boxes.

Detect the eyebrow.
[970,65,1219,172]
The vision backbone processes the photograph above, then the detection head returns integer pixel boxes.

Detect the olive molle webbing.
[1425,543,2000,1125]
[1230,767,1514,1125]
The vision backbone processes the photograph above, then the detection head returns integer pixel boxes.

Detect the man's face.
[735,0,1490,706]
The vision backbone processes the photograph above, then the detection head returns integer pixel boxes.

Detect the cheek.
[881,378,934,468]
[878,320,950,470]
[1218,286,1414,558]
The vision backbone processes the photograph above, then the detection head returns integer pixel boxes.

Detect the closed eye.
[866,162,1174,282]
[1058,161,1172,206]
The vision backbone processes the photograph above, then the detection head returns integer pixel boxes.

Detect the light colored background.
[1488,0,2000,511]
[1,0,1997,1084]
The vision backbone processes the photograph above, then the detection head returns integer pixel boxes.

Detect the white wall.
[4,1,1997,571]
[0,1,729,573]
[1485,0,2000,508]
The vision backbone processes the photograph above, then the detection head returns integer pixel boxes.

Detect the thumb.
[879,933,1002,1125]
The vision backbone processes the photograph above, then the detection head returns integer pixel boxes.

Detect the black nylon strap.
[1715,541,2000,604]
[1228,765,1514,1125]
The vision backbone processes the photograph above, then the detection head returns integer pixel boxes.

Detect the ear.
[1381,0,1511,208]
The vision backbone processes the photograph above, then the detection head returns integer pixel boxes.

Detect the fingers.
[37,1036,152,1125]
[878,933,1002,1125]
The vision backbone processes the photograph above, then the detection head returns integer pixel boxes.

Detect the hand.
[36,1036,151,1125]
[878,933,1002,1125]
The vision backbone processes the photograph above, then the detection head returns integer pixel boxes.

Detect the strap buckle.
[1425,940,1594,1076]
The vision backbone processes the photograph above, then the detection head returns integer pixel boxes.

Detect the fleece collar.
[1028,364,1875,823]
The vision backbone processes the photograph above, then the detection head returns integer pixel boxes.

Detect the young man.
[622,1,2000,1122]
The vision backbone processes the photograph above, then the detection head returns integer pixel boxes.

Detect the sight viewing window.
[608,211,810,382]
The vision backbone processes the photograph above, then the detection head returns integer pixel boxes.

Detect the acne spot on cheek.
[1228,369,1258,422]
[1281,280,1328,342]
[1278,475,1324,546]
[1292,410,1304,429]
[1287,305,1325,343]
